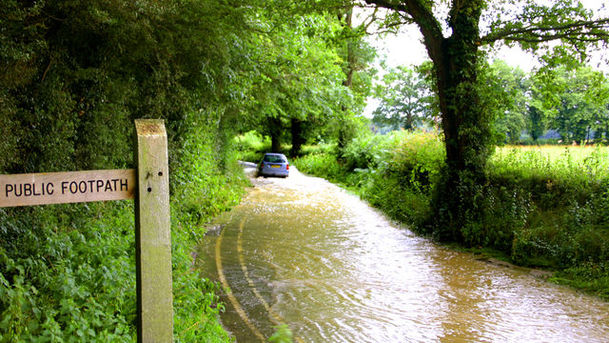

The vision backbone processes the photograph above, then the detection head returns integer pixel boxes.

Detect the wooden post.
[135,119,173,342]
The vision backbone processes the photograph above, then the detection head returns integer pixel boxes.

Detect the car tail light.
[286,163,289,170]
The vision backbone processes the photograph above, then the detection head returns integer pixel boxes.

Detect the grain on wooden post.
[135,119,173,342]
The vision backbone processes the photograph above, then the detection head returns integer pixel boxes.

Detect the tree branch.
[481,18,609,45]
[364,0,444,64]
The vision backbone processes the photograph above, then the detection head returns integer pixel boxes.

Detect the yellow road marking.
[215,225,266,342]
[237,218,285,325]
[237,218,306,343]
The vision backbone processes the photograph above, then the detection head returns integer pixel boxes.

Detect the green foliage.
[172,119,249,242]
[233,131,272,163]
[552,262,609,301]
[490,146,609,272]
[296,131,444,229]
[480,61,529,144]
[234,131,271,154]
[0,204,137,342]
[172,119,246,342]
[360,132,445,230]
[242,8,355,153]
[372,65,437,131]
[294,153,346,183]
[531,66,609,144]
[484,0,608,58]
[1,0,259,174]
[489,146,609,188]
[239,2,376,156]
[268,324,293,343]
[371,59,609,146]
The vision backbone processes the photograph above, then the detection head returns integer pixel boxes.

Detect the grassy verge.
[293,131,609,301]
[170,125,249,342]
[0,126,248,342]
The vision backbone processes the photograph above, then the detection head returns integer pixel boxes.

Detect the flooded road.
[196,168,609,342]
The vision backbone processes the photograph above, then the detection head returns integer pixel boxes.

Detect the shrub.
[233,131,271,163]
[294,153,345,183]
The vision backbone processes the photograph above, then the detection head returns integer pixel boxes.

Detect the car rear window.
[263,155,285,163]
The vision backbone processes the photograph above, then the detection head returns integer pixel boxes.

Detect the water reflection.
[197,168,609,342]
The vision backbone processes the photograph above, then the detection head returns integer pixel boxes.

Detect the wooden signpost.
[0,119,173,342]
[134,119,173,342]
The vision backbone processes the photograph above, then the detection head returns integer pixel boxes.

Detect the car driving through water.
[258,153,289,178]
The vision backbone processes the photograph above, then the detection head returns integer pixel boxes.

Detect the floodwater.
[196,167,609,342]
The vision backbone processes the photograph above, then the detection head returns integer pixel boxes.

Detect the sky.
[364,0,608,71]
[360,0,609,116]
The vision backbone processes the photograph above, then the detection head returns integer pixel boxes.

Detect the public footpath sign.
[0,169,135,207]
[0,119,173,343]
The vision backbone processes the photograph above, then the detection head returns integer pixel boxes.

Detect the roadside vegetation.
[0,122,248,342]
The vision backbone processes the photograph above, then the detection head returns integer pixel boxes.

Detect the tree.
[1,0,260,174]
[482,61,529,144]
[372,65,435,130]
[334,4,378,154]
[362,0,609,241]
[527,103,546,142]
[533,66,609,144]
[241,9,352,156]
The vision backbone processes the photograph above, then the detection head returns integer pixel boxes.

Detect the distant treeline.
[372,61,609,145]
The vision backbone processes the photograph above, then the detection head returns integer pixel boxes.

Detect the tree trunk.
[269,116,282,153]
[426,2,490,242]
[290,117,304,157]
[342,7,355,89]
[337,6,355,156]
[364,0,490,242]
[529,105,543,142]
[403,112,415,131]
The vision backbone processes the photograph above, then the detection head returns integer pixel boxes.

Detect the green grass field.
[491,145,609,183]
[494,145,609,165]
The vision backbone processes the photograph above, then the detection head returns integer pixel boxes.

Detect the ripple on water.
[201,169,609,343]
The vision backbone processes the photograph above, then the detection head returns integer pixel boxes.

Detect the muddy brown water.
[196,167,609,342]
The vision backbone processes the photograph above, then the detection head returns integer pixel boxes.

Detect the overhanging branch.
[364,0,444,63]
[481,19,609,45]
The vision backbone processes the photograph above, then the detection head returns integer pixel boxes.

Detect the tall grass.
[491,145,609,186]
